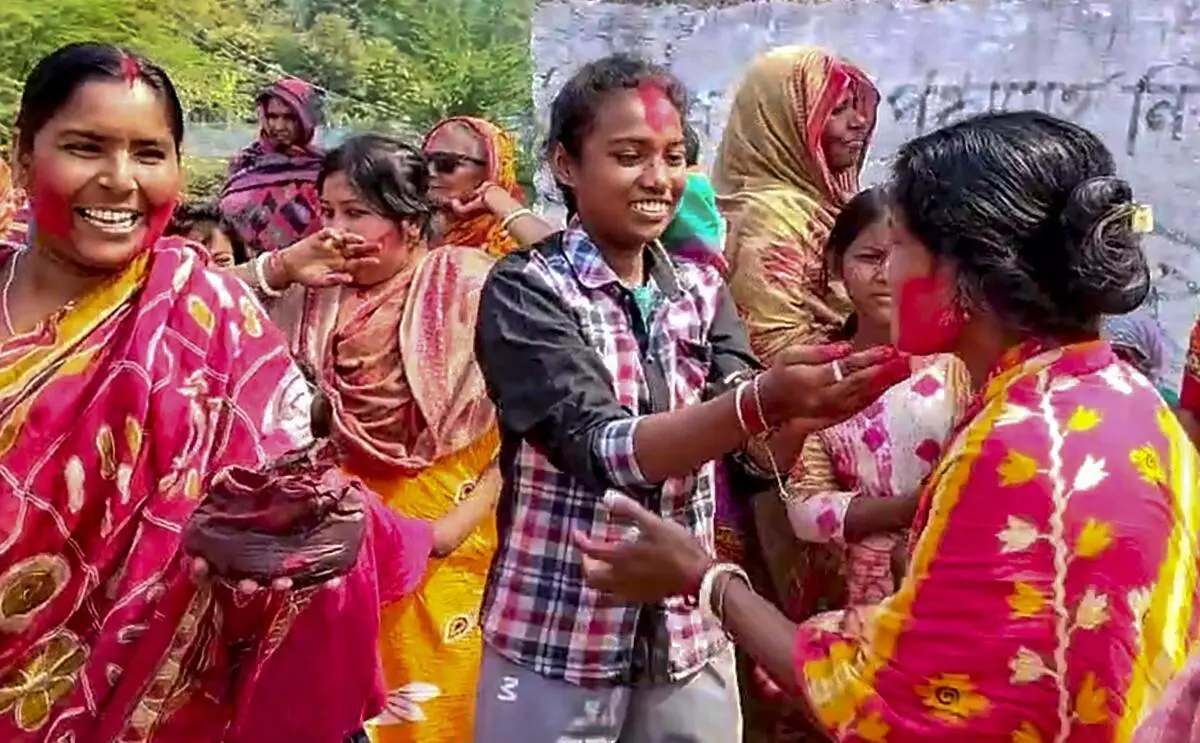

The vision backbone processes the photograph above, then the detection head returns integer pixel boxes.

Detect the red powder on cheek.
[30,175,75,239]
[894,274,965,355]
[142,199,177,249]
[637,82,677,133]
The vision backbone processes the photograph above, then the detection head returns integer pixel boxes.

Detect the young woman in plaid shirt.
[471,54,911,743]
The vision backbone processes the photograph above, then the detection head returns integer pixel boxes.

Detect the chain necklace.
[1,250,21,337]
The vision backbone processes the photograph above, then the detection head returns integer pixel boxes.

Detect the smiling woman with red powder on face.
[574,111,1199,743]
[0,43,438,743]
[469,53,910,743]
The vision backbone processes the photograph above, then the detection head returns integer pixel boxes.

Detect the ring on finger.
[831,359,845,382]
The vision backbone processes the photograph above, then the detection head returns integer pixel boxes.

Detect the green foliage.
[0,0,536,162]
[182,155,230,202]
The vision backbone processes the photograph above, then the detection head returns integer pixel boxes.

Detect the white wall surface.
[532,0,1200,388]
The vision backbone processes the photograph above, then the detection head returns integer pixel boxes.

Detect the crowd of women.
[0,37,1199,743]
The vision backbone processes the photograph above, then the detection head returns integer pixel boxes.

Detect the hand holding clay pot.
[183,445,366,591]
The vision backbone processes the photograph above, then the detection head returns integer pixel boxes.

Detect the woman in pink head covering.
[218,78,325,259]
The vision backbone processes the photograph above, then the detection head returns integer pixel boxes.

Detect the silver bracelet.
[252,252,285,298]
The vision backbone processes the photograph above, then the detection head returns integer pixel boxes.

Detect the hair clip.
[1131,203,1154,234]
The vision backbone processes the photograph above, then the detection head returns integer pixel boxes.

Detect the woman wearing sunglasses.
[422,116,553,256]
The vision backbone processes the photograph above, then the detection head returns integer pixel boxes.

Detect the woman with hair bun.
[574,110,1200,742]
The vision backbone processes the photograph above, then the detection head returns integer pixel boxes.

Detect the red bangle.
[739,375,768,433]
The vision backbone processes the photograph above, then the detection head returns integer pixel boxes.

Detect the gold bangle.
[499,208,533,232]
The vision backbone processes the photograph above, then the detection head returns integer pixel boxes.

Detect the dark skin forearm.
[631,389,751,483]
[842,494,919,543]
[1178,408,1200,450]
[713,573,803,695]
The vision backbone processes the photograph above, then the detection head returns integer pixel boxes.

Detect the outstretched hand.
[759,342,912,430]
[188,556,343,595]
[575,492,711,603]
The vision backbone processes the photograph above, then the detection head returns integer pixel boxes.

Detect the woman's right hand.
[758,343,911,429]
[277,228,381,288]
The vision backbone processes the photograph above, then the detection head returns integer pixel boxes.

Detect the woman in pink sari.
[576,111,1199,742]
[0,43,431,743]
[218,78,325,259]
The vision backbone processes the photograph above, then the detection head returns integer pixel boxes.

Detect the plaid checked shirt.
[475,224,759,686]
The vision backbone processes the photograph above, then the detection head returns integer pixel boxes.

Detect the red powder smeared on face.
[637,82,677,133]
[119,54,141,87]
[142,199,177,249]
[894,274,965,355]
[30,175,75,240]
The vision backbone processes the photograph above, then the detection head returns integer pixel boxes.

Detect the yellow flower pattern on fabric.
[802,641,867,728]
[239,295,263,338]
[1129,445,1166,486]
[186,295,214,335]
[916,673,990,723]
[855,711,890,742]
[1012,721,1044,743]
[998,449,1039,486]
[0,631,88,731]
[1074,518,1113,559]
[1008,581,1047,618]
[1066,406,1102,432]
[1074,672,1109,725]
[0,555,70,634]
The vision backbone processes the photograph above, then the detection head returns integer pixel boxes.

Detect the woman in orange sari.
[256,134,499,743]
[422,116,551,255]
[0,43,433,743]
[578,111,1199,743]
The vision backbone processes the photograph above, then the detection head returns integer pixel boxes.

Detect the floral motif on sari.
[792,340,1200,742]
[1181,318,1200,414]
[0,239,328,741]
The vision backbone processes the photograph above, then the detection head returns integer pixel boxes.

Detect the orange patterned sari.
[793,340,1200,741]
[715,45,877,361]
[270,245,498,743]
[425,116,523,258]
[0,239,421,742]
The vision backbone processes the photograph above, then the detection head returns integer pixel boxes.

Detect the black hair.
[890,110,1149,337]
[684,121,701,167]
[546,54,689,219]
[825,187,889,274]
[317,135,435,239]
[166,201,249,264]
[17,43,185,157]
[824,187,890,341]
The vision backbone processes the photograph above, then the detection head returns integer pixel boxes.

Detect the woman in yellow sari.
[715,45,878,360]
[256,134,499,743]
[712,46,881,740]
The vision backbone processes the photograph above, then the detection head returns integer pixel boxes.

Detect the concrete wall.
[531,0,1200,388]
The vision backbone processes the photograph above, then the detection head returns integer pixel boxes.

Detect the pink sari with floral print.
[791,340,1200,742]
[0,239,430,742]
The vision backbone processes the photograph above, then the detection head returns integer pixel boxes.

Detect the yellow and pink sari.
[0,239,431,742]
[792,340,1200,741]
[271,245,498,743]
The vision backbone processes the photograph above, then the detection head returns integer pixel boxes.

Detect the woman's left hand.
[575,492,712,603]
